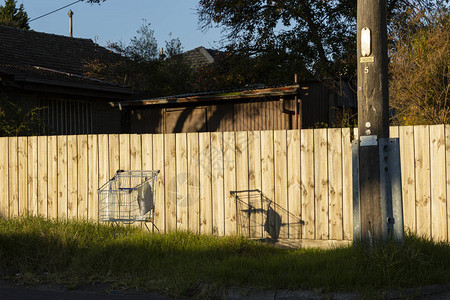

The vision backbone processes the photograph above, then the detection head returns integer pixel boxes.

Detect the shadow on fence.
[230,189,305,240]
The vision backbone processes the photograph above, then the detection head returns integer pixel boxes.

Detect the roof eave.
[114,84,300,108]
[13,75,133,95]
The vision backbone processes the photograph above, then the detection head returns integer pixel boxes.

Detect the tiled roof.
[0,25,119,75]
[0,64,129,90]
[0,25,130,93]
[183,46,220,69]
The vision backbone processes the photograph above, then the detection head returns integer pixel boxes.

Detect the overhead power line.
[29,0,82,22]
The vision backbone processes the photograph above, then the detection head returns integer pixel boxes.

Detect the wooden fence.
[0,125,449,242]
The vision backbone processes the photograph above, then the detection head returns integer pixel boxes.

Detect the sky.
[18,0,224,52]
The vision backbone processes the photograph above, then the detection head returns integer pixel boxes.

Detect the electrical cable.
[29,0,82,22]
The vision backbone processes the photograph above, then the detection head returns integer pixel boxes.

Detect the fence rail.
[0,125,449,242]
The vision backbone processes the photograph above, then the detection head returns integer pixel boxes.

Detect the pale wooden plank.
[446,125,450,242]
[97,135,109,188]
[153,134,165,232]
[141,134,153,171]
[139,134,152,230]
[199,132,212,234]
[164,133,177,232]
[287,130,301,239]
[97,135,109,223]
[223,131,237,236]
[0,138,9,218]
[301,129,315,239]
[211,132,224,235]
[399,126,416,233]
[176,133,188,231]
[261,131,275,239]
[430,125,446,241]
[107,133,120,223]
[79,134,93,217]
[108,134,120,178]
[37,136,48,217]
[87,135,99,221]
[27,136,38,216]
[17,137,28,217]
[119,134,130,170]
[328,128,343,240]
[248,131,262,238]
[236,131,249,236]
[342,128,353,240]
[130,134,142,170]
[274,130,289,239]
[314,128,329,240]
[129,134,143,228]
[67,135,78,219]
[414,125,431,238]
[57,136,68,220]
[187,132,200,233]
[9,137,18,218]
[390,126,399,138]
[47,136,58,219]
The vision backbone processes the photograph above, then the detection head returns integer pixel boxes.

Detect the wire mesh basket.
[98,170,159,226]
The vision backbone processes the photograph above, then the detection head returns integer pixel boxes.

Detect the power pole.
[355,0,390,243]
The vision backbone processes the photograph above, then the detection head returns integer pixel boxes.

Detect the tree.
[84,22,193,98]
[108,21,159,63]
[0,0,29,30]
[191,45,310,92]
[390,10,450,125]
[197,0,448,80]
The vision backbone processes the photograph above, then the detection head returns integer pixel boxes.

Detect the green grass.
[0,217,449,297]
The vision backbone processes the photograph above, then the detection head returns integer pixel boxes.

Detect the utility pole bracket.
[353,138,404,243]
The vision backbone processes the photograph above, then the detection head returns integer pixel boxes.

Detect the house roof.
[0,64,130,93]
[112,84,301,108]
[183,46,220,69]
[0,25,131,95]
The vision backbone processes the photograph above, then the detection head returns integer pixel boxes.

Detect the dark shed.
[112,79,356,134]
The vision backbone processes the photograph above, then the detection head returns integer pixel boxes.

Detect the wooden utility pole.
[356,0,390,243]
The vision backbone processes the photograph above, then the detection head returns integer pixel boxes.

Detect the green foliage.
[198,0,449,81]
[198,0,355,78]
[108,21,158,63]
[85,22,193,98]
[192,45,310,91]
[0,94,47,136]
[0,0,29,30]
[1,217,450,297]
[390,10,450,125]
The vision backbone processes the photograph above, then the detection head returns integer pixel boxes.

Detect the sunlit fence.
[0,125,449,242]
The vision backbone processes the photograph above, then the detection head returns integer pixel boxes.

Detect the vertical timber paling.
[176,133,189,231]
[0,128,448,243]
[187,132,200,233]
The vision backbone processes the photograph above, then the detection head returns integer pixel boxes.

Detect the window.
[38,99,92,135]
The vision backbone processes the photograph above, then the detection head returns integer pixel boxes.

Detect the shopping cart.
[97,170,160,235]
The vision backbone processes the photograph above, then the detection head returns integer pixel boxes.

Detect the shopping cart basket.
[98,170,160,234]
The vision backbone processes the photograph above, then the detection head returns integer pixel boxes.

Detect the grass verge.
[0,217,449,297]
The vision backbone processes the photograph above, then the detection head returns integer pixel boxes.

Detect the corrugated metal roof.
[113,84,300,107]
